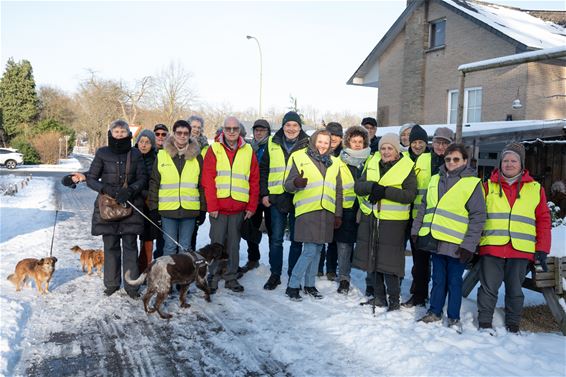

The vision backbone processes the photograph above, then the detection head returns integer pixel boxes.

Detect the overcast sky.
[1,0,563,115]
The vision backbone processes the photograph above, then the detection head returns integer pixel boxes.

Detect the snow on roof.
[443,0,566,49]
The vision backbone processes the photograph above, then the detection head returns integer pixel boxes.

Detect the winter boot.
[225,280,244,293]
[387,296,400,311]
[506,324,520,334]
[401,295,426,308]
[337,280,350,294]
[365,286,375,297]
[304,286,323,300]
[418,311,442,323]
[362,296,388,307]
[285,287,302,301]
[263,273,281,290]
[448,318,463,334]
[104,286,119,296]
[326,272,337,281]
[478,322,495,336]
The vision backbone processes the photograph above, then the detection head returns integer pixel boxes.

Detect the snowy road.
[1,168,565,377]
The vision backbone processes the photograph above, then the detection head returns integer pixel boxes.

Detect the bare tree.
[38,86,76,126]
[118,76,152,125]
[151,61,196,125]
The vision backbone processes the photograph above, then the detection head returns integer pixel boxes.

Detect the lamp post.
[246,35,263,118]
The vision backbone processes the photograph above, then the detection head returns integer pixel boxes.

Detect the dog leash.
[48,209,59,257]
[126,200,208,267]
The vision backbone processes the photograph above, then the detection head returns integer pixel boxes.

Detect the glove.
[411,235,418,246]
[196,211,207,226]
[535,251,548,272]
[293,170,308,188]
[61,175,76,189]
[334,216,342,229]
[458,248,474,264]
[368,183,386,204]
[116,187,133,204]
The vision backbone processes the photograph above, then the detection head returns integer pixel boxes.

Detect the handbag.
[416,233,439,252]
[98,152,133,221]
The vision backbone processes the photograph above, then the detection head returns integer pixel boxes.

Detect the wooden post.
[455,72,465,143]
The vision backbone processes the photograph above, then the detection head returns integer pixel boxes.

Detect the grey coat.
[352,154,417,277]
[411,164,486,258]
[284,152,343,244]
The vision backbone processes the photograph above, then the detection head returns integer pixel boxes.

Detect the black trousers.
[245,204,271,262]
[103,234,139,292]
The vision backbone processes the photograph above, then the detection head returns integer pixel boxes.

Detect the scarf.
[108,131,132,155]
[306,147,333,168]
[340,147,371,168]
[251,135,269,152]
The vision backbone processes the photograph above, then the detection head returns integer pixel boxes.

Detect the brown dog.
[70,245,104,276]
[125,243,228,319]
[7,257,58,294]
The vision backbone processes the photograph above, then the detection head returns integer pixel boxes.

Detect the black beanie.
[326,122,343,137]
[361,117,378,128]
[409,124,428,144]
[282,111,302,127]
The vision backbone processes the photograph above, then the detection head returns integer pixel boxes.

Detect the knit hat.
[109,119,130,133]
[282,111,302,127]
[501,142,525,169]
[361,117,378,128]
[433,127,454,143]
[399,123,415,137]
[326,122,343,137]
[378,132,401,154]
[135,129,156,150]
[253,119,271,131]
[153,123,168,133]
[409,124,428,144]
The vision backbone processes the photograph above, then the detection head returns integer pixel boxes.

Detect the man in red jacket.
[202,116,259,293]
[477,142,551,334]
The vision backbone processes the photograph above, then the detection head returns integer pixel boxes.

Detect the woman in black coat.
[86,120,147,298]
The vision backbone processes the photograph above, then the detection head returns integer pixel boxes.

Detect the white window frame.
[447,87,482,124]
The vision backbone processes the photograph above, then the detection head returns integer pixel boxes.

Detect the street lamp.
[246,35,263,117]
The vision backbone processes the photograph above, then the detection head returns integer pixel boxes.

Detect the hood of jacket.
[164,135,201,159]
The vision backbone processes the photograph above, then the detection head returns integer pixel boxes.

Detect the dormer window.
[429,19,446,48]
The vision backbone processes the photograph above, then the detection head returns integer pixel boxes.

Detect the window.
[447,88,482,124]
[429,19,446,48]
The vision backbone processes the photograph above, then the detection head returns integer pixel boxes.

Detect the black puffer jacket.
[259,128,309,213]
[86,146,147,236]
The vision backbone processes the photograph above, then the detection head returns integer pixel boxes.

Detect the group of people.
[63,113,551,334]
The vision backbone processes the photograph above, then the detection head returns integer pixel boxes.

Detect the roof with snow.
[347,0,566,86]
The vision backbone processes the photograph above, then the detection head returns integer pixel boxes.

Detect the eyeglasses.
[175,131,189,136]
[444,157,461,163]
[224,127,240,133]
[433,140,450,146]
[155,132,167,137]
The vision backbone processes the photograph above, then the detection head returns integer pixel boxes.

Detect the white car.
[0,148,24,169]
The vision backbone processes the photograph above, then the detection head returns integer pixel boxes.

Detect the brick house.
[348,0,566,127]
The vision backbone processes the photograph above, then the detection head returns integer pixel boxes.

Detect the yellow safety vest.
[200,145,209,158]
[267,137,287,195]
[404,152,432,218]
[358,153,414,220]
[418,175,481,244]
[339,160,356,209]
[157,150,200,211]
[287,150,340,217]
[480,180,539,253]
[211,142,252,203]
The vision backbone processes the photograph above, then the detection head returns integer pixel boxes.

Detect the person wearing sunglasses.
[412,143,486,333]
[202,116,259,293]
[148,120,205,258]
[477,142,551,334]
[153,124,169,150]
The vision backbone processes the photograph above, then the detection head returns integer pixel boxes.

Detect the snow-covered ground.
[0,159,565,377]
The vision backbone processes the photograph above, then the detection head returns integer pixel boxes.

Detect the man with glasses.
[153,124,169,150]
[202,116,259,293]
[361,117,380,154]
[260,111,310,290]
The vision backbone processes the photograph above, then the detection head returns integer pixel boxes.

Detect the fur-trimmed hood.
[163,136,201,159]
[343,125,369,149]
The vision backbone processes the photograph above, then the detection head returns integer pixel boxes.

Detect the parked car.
[0,148,24,169]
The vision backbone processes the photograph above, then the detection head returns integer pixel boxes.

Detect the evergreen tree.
[0,58,40,141]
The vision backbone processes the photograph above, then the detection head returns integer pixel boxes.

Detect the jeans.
[289,242,323,289]
[269,206,302,277]
[161,217,196,255]
[318,241,337,274]
[336,242,353,281]
[429,253,467,320]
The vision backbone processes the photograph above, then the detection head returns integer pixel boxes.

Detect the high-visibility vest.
[200,145,209,158]
[339,160,356,209]
[358,153,414,220]
[287,150,340,217]
[480,180,539,253]
[267,137,287,194]
[403,152,432,218]
[418,175,481,244]
[157,150,200,211]
[211,142,252,203]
